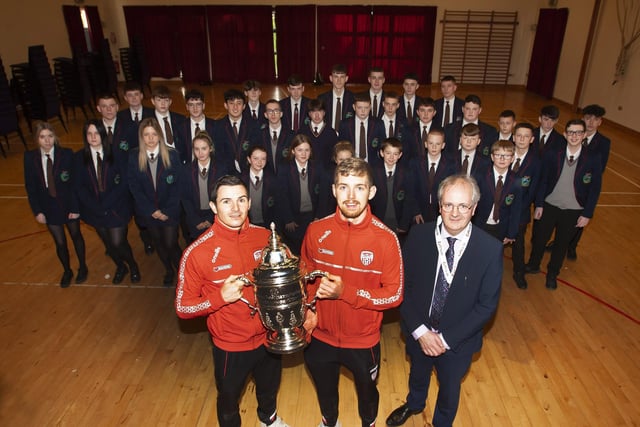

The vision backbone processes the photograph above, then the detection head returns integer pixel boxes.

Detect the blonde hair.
[33,121,60,147]
[137,117,172,171]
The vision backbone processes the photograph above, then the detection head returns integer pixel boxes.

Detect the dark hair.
[307,98,325,112]
[97,93,118,103]
[418,96,436,109]
[491,140,515,154]
[403,72,419,83]
[354,92,371,104]
[82,119,113,165]
[33,121,60,147]
[123,81,143,93]
[210,175,248,203]
[288,133,312,161]
[369,66,384,75]
[499,109,516,119]
[287,74,304,86]
[464,94,482,107]
[185,89,205,102]
[243,79,261,91]
[152,85,171,99]
[224,89,245,103]
[248,144,268,157]
[428,128,446,139]
[333,141,354,162]
[383,91,400,102]
[565,119,586,132]
[582,104,606,117]
[461,123,480,137]
[440,75,457,83]
[514,122,534,132]
[540,105,560,120]
[331,64,348,74]
[380,137,403,152]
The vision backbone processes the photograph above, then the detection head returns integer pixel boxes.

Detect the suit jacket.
[444,120,499,157]
[280,96,310,132]
[243,102,267,126]
[180,159,228,238]
[299,122,338,170]
[127,148,182,227]
[365,90,385,119]
[473,168,523,240]
[318,89,355,129]
[240,168,278,227]
[532,128,565,155]
[407,121,444,163]
[338,117,386,167]
[24,146,78,225]
[106,117,138,163]
[252,125,296,175]
[400,222,502,353]
[176,117,217,166]
[158,111,189,165]
[535,145,602,218]
[116,106,154,152]
[73,149,132,228]
[212,117,257,174]
[275,160,329,226]
[410,153,457,222]
[381,115,416,160]
[454,150,491,177]
[371,162,414,231]
[512,147,541,225]
[434,96,464,128]
[397,95,420,125]
[585,131,610,172]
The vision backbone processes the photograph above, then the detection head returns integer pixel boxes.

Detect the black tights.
[148,225,181,273]
[47,220,86,272]
[95,226,138,270]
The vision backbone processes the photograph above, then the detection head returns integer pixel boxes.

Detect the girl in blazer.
[128,118,182,286]
[180,131,227,241]
[74,119,140,284]
[240,145,277,228]
[24,121,87,287]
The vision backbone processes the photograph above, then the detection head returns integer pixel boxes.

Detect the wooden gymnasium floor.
[0,82,638,426]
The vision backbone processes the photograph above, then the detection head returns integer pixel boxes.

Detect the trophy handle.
[237,275,259,316]
[303,270,327,313]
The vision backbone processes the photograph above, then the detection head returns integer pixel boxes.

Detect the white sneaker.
[317,421,342,427]
[260,416,290,427]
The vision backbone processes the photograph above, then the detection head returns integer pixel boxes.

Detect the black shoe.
[566,247,577,261]
[386,404,422,426]
[112,265,129,284]
[130,265,141,283]
[75,266,88,284]
[545,275,558,290]
[60,270,73,288]
[163,270,175,287]
[144,243,154,255]
[513,272,528,289]
[545,240,555,252]
[524,264,540,274]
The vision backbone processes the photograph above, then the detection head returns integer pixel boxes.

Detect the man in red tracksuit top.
[175,175,289,427]
[301,157,404,427]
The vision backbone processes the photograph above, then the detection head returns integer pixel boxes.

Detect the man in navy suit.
[444,95,499,158]
[318,64,355,132]
[433,75,464,128]
[280,74,309,133]
[177,89,218,164]
[386,174,502,427]
[526,120,602,289]
[337,93,386,166]
[150,85,188,164]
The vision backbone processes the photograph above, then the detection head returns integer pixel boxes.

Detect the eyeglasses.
[266,109,282,114]
[492,153,513,159]
[566,130,585,136]
[441,203,473,214]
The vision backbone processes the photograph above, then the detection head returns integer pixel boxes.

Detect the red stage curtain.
[62,6,86,54]
[206,6,275,83]
[274,5,316,83]
[173,6,210,84]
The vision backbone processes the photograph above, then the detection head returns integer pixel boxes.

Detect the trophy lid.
[257,223,299,271]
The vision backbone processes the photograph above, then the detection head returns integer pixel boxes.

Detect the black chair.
[0,56,27,156]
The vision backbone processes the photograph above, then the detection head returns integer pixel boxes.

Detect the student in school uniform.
[408,97,443,163]
[180,131,228,242]
[128,118,182,286]
[280,74,310,132]
[497,109,517,142]
[243,79,267,126]
[454,123,491,178]
[150,85,189,165]
[74,119,140,284]
[24,121,87,287]
[298,98,338,171]
[240,145,277,228]
[275,134,329,254]
[252,99,296,176]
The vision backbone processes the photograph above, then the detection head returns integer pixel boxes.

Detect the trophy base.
[266,327,308,354]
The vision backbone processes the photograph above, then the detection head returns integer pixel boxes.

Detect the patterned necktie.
[97,152,104,192]
[388,120,394,137]
[512,157,521,173]
[163,117,173,146]
[493,175,503,222]
[407,101,412,123]
[373,94,378,117]
[134,112,139,123]
[293,103,299,132]
[430,236,456,330]
[201,167,207,178]
[313,126,319,137]
[462,154,469,175]
[46,153,56,197]
[335,97,342,130]
[359,121,366,159]
[444,100,451,126]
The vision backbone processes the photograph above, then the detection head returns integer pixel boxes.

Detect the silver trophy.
[239,223,326,354]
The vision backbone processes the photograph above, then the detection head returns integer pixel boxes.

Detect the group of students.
[23,64,610,426]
